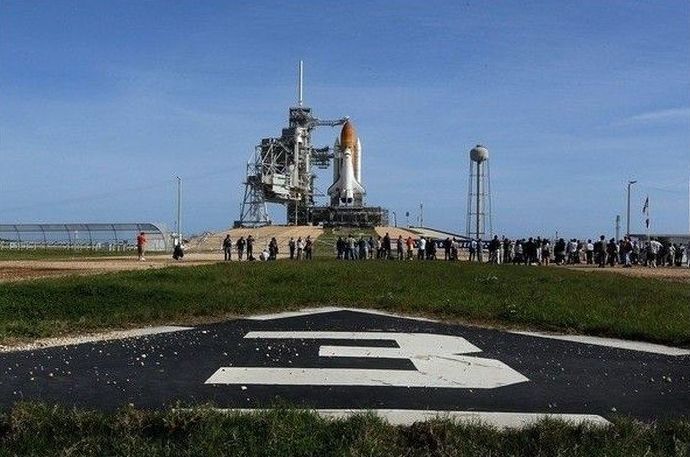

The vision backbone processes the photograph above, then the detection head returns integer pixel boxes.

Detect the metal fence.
[0,223,170,252]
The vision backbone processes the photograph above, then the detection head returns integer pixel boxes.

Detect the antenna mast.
[298,60,303,106]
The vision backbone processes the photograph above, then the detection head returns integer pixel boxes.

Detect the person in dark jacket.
[222,234,232,261]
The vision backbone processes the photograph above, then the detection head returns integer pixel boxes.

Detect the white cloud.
[617,107,690,125]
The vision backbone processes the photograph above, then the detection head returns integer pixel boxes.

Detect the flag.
[642,196,649,214]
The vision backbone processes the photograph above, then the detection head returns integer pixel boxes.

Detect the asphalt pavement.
[1,309,687,423]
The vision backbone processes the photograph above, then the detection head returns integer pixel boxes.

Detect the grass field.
[314,227,378,258]
[0,259,688,346]
[0,248,131,261]
[0,403,687,456]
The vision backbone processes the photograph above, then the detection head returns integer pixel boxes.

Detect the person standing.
[541,239,551,266]
[346,234,355,260]
[418,236,426,260]
[451,238,460,260]
[469,239,477,262]
[336,236,344,259]
[406,236,414,260]
[269,237,279,260]
[489,236,500,264]
[222,234,233,261]
[289,237,296,260]
[246,235,254,261]
[585,239,594,264]
[622,237,633,268]
[606,238,617,267]
[443,237,452,261]
[296,237,304,260]
[425,237,434,260]
[383,233,391,259]
[236,236,245,261]
[136,232,147,261]
[524,238,536,265]
[649,238,661,268]
[172,241,184,260]
[397,236,404,260]
[358,236,367,260]
[594,235,606,268]
[305,236,313,260]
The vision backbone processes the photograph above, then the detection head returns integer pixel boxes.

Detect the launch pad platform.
[309,206,388,228]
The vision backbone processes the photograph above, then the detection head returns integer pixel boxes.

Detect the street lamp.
[176,176,182,246]
[626,180,637,237]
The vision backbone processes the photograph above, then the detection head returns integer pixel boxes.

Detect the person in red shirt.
[136,232,147,261]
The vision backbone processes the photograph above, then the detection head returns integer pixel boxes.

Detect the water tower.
[465,144,493,241]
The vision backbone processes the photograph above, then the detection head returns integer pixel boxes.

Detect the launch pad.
[309,205,388,228]
[235,62,388,228]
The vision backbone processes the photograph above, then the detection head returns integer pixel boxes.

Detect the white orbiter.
[328,120,365,206]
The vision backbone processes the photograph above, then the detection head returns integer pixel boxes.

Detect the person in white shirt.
[648,239,662,268]
[296,237,304,260]
[585,240,594,264]
[418,237,427,260]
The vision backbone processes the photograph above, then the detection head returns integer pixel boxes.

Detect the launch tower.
[236,62,387,228]
[235,62,348,227]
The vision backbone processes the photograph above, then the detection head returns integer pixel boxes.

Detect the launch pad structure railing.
[0,223,171,252]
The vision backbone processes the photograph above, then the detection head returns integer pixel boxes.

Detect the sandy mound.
[189,225,323,255]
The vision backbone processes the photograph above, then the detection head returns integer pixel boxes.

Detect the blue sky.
[1,1,688,237]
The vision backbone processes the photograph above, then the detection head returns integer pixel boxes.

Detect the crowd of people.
[221,234,315,261]
[329,232,689,268]
[482,235,689,268]
[334,233,459,261]
[210,231,690,268]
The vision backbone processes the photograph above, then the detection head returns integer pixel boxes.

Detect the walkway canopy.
[0,223,170,251]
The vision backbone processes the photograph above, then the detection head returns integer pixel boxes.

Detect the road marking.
[193,408,610,428]
[246,307,440,322]
[205,331,528,389]
[0,326,194,353]
[247,308,689,357]
[510,330,690,356]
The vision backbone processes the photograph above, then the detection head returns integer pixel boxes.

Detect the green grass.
[0,403,687,456]
[314,227,378,257]
[0,248,134,261]
[0,260,689,346]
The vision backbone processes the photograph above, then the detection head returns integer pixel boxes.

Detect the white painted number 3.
[205,331,528,389]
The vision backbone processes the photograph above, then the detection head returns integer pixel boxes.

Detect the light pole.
[626,180,637,237]
[176,176,182,246]
[391,212,397,228]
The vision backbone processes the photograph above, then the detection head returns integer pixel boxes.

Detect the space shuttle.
[328,121,365,206]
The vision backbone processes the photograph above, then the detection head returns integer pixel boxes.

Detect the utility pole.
[392,212,397,228]
[176,176,182,246]
[626,180,637,237]
[419,203,424,228]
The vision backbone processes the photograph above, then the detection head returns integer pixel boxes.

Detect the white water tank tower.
[466,144,493,241]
